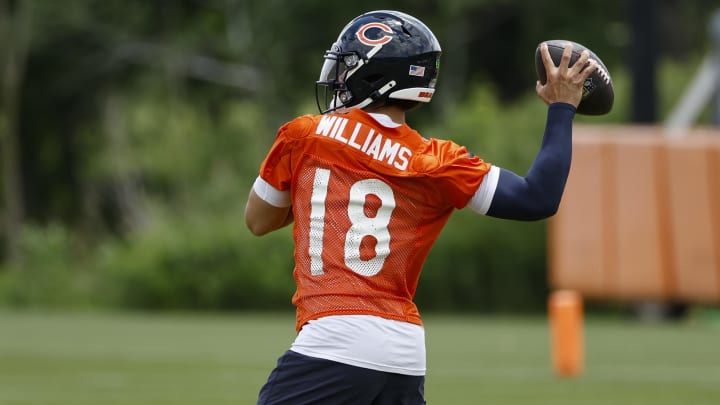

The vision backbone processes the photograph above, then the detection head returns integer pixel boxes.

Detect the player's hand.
[535,42,597,108]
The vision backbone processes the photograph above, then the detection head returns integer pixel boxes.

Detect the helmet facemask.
[316,45,362,114]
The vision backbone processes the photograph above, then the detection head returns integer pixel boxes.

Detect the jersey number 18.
[309,168,396,277]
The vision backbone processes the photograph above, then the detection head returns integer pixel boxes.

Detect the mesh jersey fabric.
[258,109,492,331]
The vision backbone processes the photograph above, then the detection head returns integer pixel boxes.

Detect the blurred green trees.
[0,0,715,312]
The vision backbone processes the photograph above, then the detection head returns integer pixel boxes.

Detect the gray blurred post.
[711,10,720,126]
[665,9,720,133]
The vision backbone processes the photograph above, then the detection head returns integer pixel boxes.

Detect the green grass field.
[0,310,719,404]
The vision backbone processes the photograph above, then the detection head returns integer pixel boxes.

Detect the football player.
[245,10,596,404]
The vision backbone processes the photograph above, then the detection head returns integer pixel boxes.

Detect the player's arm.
[468,43,596,221]
[244,177,293,236]
[481,102,575,221]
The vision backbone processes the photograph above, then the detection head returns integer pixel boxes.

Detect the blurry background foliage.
[0,0,716,312]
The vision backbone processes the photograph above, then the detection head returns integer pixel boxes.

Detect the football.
[535,40,614,115]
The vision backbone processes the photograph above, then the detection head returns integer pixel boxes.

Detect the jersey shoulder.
[411,137,487,173]
[278,114,320,140]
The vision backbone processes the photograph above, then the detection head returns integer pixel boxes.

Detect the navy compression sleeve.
[486,103,576,221]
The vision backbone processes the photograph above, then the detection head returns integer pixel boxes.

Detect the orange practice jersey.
[258,109,492,331]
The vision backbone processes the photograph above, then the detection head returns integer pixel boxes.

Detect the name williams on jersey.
[314,115,412,171]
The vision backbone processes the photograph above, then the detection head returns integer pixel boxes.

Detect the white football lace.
[594,62,611,84]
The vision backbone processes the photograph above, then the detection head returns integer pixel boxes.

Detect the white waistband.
[290,314,426,376]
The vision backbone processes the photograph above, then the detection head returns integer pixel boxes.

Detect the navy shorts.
[258,350,426,404]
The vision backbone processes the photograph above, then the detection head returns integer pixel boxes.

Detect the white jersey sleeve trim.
[467,165,500,215]
[252,176,291,208]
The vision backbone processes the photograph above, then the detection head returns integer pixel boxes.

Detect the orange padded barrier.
[549,126,720,304]
[613,137,669,299]
[664,137,718,301]
[548,137,610,297]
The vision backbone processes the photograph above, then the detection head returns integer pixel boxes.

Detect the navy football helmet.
[316,10,442,113]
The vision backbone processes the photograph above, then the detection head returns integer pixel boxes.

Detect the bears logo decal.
[356,22,393,46]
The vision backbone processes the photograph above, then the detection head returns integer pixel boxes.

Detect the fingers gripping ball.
[535,40,614,115]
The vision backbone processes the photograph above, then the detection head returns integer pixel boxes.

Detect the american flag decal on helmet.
[409,65,425,77]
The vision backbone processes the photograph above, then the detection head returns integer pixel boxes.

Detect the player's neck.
[363,105,406,125]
